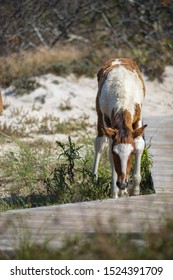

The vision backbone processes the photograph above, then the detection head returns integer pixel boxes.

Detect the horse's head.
[103,125,147,190]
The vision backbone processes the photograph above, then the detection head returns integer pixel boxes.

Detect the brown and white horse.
[92,58,147,198]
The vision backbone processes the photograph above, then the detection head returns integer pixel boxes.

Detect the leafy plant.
[140,148,154,194]
[13,78,40,95]
[44,62,72,76]
[130,148,154,195]
[45,137,111,203]
[70,58,96,77]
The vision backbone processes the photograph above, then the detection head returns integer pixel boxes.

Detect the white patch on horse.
[99,67,144,118]
[111,59,122,66]
[113,143,133,174]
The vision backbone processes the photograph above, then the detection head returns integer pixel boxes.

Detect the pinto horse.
[92,58,147,198]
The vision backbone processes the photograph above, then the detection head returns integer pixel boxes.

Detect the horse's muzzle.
[116,181,128,190]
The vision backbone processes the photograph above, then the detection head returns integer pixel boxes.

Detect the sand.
[0,66,173,141]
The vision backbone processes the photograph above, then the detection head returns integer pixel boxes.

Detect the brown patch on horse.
[119,172,126,182]
[113,152,133,182]
[123,109,133,130]
[111,108,132,130]
[104,114,111,127]
[114,131,135,149]
[126,153,133,177]
[96,107,105,137]
[95,87,103,136]
[133,104,141,129]
[109,108,135,148]
[112,152,122,176]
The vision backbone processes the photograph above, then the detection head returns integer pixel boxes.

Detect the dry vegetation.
[0,0,173,85]
[0,45,88,86]
[0,43,130,87]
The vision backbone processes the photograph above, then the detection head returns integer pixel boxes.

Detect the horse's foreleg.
[132,137,145,195]
[92,135,107,178]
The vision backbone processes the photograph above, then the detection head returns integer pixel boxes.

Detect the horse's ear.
[133,125,147,139]
[102,127,118,138]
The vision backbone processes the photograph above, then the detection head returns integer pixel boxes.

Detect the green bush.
[45,137,111,203]
[71,58,97,77]
[13,78,40,95]
[44,62,72,77]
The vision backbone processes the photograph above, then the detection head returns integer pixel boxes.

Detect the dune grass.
[0,43,171,90]
[0,45,92,87]
[0,114,92,138]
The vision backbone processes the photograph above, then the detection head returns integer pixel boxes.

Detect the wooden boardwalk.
[0,116,173,252]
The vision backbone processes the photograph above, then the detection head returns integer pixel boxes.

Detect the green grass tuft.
[12,78,40,95]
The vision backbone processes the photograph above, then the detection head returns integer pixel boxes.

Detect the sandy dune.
[0,66,173,140]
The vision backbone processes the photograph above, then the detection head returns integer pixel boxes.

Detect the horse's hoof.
[131,187,140,196]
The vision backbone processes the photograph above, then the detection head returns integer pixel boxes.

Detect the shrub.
[12,78,40,95]
[45,137,111,203]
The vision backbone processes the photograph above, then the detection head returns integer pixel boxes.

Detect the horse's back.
[98,59,145,117]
